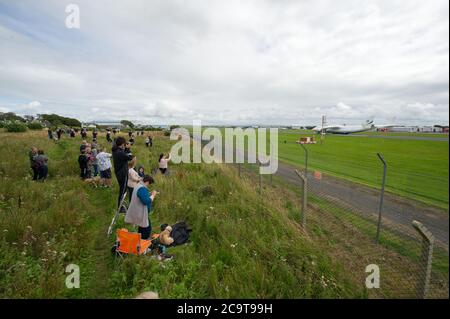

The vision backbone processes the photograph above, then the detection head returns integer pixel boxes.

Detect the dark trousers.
[37,166,48,180]
[127,187,134,202]
[138,224,152,240]
[117,175,128,208]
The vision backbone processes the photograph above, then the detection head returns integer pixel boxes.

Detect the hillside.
[0,130,364,298]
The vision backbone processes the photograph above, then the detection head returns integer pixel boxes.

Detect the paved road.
[195,136,449,247]
[274,161,449,247]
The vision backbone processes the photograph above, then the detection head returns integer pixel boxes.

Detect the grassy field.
[275,131,449,210]
[0,130,367,298]
[190,127,448,209]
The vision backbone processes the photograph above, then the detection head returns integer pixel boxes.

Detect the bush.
[27,121,43,130]
[5,121,28,132]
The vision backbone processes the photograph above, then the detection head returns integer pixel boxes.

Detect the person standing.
[124,175,158,240]
[112,137,133,208]
[127,156,141,202]
[35,150,48,181]
[106,130,112,143]
[96,147,113,187]
[158,153,171,175]
[29,146,38,180]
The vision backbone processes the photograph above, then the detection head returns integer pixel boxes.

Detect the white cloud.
[0,0,448,125]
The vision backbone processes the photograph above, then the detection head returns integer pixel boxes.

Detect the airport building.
[387,125,449,133]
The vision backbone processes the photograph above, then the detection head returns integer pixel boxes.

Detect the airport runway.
[282,132,449,141]
[274,161,449,247]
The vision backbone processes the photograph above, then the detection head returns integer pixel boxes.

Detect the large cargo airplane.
[312,119,396,134]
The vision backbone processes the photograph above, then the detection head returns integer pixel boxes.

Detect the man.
[125,175,158,240]
[106,130,112,143]
[112,136,133,208]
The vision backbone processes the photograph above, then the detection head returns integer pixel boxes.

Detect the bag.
[169,222,192,246]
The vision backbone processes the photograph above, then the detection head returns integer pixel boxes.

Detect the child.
[145,136,150,147]
[85,147,94,179]
[29,146,38,180]
[91,145,99,177]
[137,166,145,178]
[78,149,89,180]
[96,147,113,187]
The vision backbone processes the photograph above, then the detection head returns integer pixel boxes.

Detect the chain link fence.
[232,151,449,299]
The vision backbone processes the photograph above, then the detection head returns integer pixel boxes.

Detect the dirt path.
[274,161,449,247]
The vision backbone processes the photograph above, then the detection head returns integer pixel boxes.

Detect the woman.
[127,156,141,202]
[125,175,158,240]
[158,153,171,175]
[35,149,48,181]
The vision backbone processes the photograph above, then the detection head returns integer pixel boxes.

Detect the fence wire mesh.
[235,154,449,299]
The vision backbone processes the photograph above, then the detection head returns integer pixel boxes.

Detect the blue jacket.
[137,186,152,212]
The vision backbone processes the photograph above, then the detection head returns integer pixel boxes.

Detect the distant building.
[90,121,123,128]
[389,126,418,132]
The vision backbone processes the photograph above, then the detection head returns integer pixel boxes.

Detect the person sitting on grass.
[124,175,158,240]
[158,153,171,175]
[35,149,48,181]
[127,156,142,202]
[96,147,113,187]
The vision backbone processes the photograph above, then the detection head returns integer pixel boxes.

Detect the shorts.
[100,168,112,179]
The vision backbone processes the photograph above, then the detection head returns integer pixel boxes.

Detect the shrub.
[27,121,43,130]
[5,121,28,132]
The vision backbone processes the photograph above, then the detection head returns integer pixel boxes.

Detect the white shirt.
[96,152,112,171]
[127,168,141,188]
[159,155,171,169]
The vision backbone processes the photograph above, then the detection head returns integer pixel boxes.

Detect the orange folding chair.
[115,228,152,256]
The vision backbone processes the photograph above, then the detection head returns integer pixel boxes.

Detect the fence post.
[299,143,308,176]
[294,169,307,227]
[412,220,434,299]
[258,161,262,195]
[270,142,273,186]
[375,153,387,244]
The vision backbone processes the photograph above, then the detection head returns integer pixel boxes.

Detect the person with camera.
[112,137,133,208]
[124,175,158,240]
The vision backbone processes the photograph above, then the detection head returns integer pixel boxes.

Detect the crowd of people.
[30,128,175,258]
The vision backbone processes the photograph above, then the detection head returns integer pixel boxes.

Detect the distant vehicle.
[312,119,396,134]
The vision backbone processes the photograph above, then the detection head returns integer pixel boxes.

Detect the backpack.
[169,222,192,246]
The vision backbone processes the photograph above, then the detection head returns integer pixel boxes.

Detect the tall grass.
[0,130,363,298]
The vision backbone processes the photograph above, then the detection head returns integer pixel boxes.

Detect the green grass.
[190,126,448,209]
[276,132,448,209]
[0,130,365,298]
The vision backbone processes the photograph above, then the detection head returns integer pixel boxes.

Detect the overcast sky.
[0,0,448,125]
